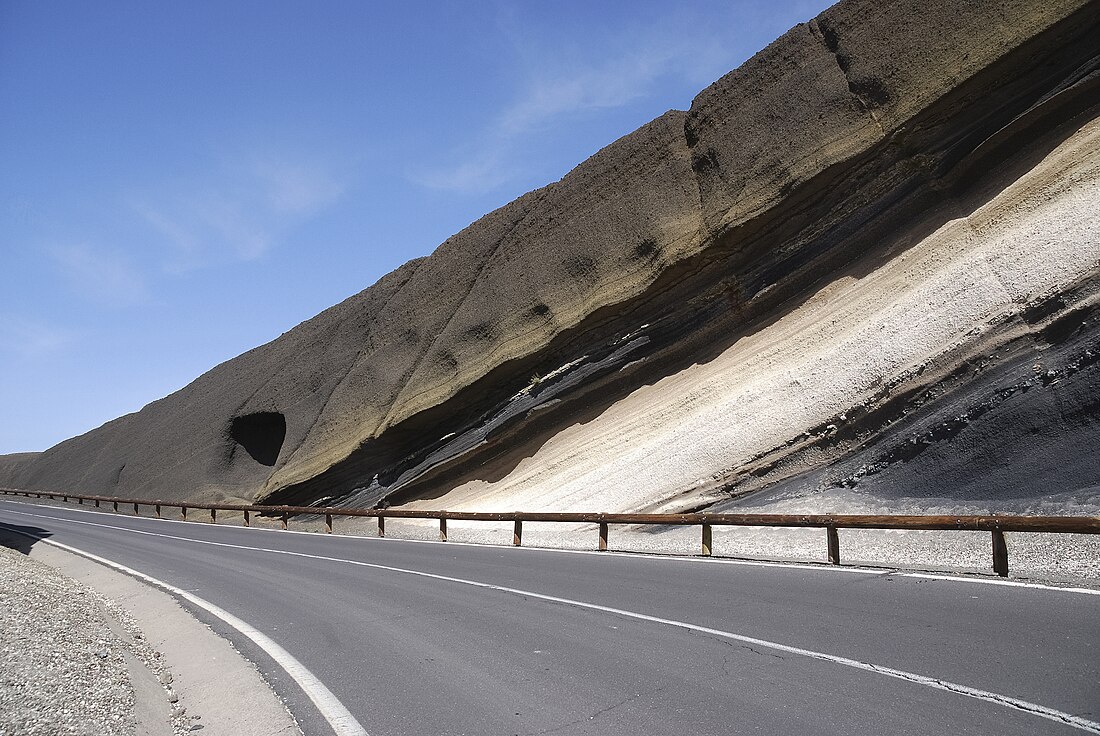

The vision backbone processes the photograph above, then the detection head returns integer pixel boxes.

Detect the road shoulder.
[25,537,302,736]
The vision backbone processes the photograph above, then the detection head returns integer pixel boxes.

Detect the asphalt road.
[1,498,1097,736]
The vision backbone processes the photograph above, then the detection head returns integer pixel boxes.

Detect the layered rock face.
[3,0,1099,516]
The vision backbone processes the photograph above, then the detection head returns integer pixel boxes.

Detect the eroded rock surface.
[2,0,1098,517]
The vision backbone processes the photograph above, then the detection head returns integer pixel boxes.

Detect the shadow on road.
[0,523,53,554]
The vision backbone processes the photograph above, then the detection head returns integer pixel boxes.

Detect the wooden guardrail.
[3,488,1099,577]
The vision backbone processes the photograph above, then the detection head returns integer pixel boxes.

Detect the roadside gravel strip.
[0,542,152,736]
[0,530,301,736]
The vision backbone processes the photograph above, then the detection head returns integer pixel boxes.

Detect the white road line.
[899,571,1100,593]
[1,525,369,736]
[4,507,1099,734]
[5,498,1099,595]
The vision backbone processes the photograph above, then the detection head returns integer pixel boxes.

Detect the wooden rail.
[4,488,1099,577]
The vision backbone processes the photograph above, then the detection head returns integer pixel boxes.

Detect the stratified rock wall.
[3,0,1098,516]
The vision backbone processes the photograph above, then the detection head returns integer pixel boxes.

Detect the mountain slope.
[4,0,1098,517]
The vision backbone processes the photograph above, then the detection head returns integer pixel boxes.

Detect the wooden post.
[62,496,68,503]
[181,506,187,519]
[701,523,713,557]
[155,504,161,518]
[377,515,385,538]
[439,517,448,542]
[992,530,1009,577]
[210,508,217,524]
[281,513,289,530]
[826,526,841,565]
[243,510,250,527]
[325,513,333,534]
[94,499,100,508]
[598,522,609,551]
[133,502,139,515]
[513,519,523,547]
[113,501,119,513]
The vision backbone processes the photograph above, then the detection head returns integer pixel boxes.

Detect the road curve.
[1,498,1097,736]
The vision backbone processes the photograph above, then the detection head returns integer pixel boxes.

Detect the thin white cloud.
[132,201,201,259]
[406,152,514,194]
[411,15,739,195]
[50,243,149,306]
[410,3,800,196]
[0,316,73,358]
[194,197,272,262]
[499,49,675,136]
[256,158,346,216]
[131,154,347,271]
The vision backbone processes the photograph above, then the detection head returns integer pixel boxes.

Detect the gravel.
[0,540,195,736]
[0,543,135,736]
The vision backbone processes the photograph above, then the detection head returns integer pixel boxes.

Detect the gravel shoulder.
[0,528,300,736]
[0,538,141,736]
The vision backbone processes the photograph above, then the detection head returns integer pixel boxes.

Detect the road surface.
[1,498,1097,735]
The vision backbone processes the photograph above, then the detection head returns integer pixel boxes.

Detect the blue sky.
[1,0,831,454]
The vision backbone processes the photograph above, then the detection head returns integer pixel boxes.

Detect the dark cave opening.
[230,412,286,467]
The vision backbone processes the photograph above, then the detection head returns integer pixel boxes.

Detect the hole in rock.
[230,412,286,467]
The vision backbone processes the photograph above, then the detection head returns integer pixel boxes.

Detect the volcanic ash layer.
[3,0,1099,518]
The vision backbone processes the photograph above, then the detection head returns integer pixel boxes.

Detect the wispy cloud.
[499,49,682,136]
[51,243,149,306]
[410,11,740,195]
[132,154,347,271]
[0,315,74,358]
[406,152,514,194]
[256,158,346,216]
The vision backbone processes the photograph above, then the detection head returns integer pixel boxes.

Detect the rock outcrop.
[3,0,1099,517]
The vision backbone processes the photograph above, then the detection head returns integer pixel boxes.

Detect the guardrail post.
[94,499,100,508]
[826,526,841,565]
[243,510,250,527]
[513,519,523,547]
[155,504,161,518]
[701,523,713,557]
[113,501,118,513]
[992,530,1009,577]
[181,506,187,520]
[133,502,139,515]
[378,515,385,538]
[598,521,609,551]
[325,513,333,534]
[78,497,84,505]
[281,513,289,530]
[62,495,68,503]
[210,508,217,524]
[440,516,448,542]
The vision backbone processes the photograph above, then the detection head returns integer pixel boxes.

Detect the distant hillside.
[4,0,1099,518]
[0,453,41,482]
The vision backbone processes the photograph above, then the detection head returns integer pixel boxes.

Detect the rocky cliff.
[4,0,1099,517]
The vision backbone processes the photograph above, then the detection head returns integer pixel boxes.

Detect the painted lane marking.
[4,499,1098,595]
[900,571,1100,593]
[1,525,368,736]
[3,509,1099,733]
